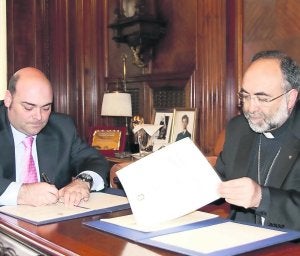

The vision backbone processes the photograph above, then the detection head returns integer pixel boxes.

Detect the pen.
[41,172,52,184]
[58,197,90,209]
[74,205,90,209]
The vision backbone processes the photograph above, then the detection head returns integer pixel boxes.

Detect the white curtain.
[0,0,7,100]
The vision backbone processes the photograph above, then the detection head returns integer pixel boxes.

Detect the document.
[101,211,218,232]
[85,212,300,255]
[117,137,221,226]
[0,192,129,225]
[142,221,300,256]
[84,211,222,242]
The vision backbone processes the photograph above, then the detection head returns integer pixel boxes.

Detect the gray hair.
[7,73,20,95]
[251,50,300,92]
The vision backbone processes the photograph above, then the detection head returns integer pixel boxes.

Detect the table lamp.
[101,91,132,154]
[101,91,132,118]
[101,54,132,118]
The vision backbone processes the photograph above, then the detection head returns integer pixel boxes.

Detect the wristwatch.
[75,173,93,190]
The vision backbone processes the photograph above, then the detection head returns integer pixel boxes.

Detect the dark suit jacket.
[0,101,109,195]
[215,101,300,230]
[175,130,191,141]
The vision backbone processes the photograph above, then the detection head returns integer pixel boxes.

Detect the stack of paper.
[84,138,300,255]
[117,137,221,226]
[0,192,129,225]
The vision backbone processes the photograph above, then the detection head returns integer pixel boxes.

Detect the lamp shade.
[101,92,132,117]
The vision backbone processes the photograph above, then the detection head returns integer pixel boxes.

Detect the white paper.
[150,221,286,254]
[133,124,162,136]
[0,192,128,223]
[102,211,218,232]
[117,138,221,226]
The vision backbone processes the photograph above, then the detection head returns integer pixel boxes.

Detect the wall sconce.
[109,0,166,68]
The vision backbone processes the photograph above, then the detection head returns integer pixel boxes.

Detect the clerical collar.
[263,132,274,139]
[262,111,293,139]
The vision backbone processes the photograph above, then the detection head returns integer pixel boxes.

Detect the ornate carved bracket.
[109,0,166,68]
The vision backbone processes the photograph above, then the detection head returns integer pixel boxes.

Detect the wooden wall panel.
[7,0,239,153]
[48,0,69,113]
[195,0,228,154]
[7,0,108,141]
[243,0,300,71]
[48,0,107,140]
[151,0,197,75]
[7,0,49,78]
[107,0,196,79]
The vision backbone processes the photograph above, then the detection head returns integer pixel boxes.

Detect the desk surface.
[106,156,133,164]
[1,207,300,256]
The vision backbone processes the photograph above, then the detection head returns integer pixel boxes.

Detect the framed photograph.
[170,108,197,143]
[88,126,127,157]
[152,108,175,150]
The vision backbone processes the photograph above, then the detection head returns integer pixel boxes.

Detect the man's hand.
[17,183,59,206]
[218,177,262,209]
[58,179,90,207]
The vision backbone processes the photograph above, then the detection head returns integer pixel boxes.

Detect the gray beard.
[244,102,290,133]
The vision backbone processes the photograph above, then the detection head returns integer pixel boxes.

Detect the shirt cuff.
[80,170,104,191]
[0,182,22,206]
[255,186,270,217]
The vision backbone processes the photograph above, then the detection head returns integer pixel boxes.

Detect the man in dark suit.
[0,67,108,207]
[217,50,300,231]
[175,114,191,141]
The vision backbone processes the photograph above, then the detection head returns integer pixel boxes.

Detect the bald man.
[0,67,108,206]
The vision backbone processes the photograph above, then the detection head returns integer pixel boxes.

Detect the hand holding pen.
[17,172,58,206]
[42,172,90,209]
[41,172,52,184]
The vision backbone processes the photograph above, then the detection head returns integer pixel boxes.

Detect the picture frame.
[170,108,197,143]
[88,126,127,157]
[152,108,175,150]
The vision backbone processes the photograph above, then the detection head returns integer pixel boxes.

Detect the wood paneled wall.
[48,0,107,140]
[7,0,108,141]
[243,0,300,71]
[6,0,240,154]
[9,0,300,154]
[195,0,228,153]
[107,0,240,154]
[7,0,49,76]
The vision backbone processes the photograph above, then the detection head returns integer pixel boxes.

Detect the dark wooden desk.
[1,207,300,256]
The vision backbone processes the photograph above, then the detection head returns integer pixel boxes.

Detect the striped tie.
[22,136,38,183]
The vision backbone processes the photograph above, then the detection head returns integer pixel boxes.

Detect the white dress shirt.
[0,125,104,206]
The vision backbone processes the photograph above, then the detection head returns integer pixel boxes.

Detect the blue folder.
[0,188,130,226]
[84,216,223,241]
[84,215,300,255]
[140,220,300,256]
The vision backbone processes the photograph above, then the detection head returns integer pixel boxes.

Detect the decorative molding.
[105,71,192,89]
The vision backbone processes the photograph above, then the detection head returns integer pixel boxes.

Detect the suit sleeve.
[42,114,109,188]
[264,167,300,230]
[69,125,109,187]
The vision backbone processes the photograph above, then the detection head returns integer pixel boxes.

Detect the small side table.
[106,156,134,188]
[105,156,133,164]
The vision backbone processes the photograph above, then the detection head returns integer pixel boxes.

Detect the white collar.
[263,132,274,139]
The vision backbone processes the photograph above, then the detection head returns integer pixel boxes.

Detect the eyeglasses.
[237,89,291,105]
